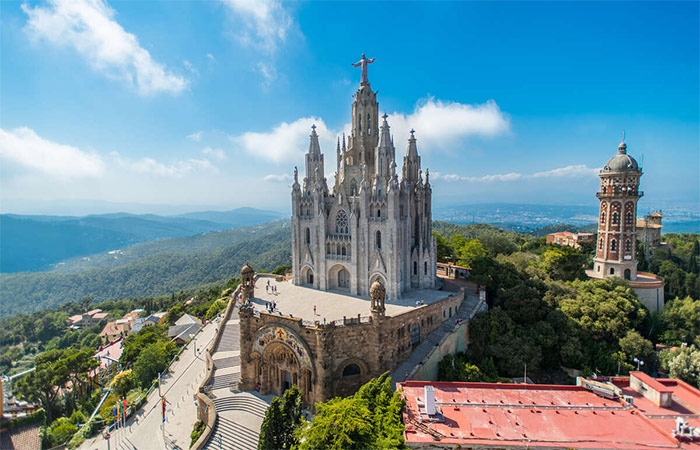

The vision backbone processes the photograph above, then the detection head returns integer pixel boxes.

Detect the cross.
[352,53,375,84]
[410,129,415,135]
[311,124,316,132]
[621,129,625,142]
[382,113,388,120]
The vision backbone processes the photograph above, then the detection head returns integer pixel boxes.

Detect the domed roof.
[241,263,254,275]
[369,280,386,299]
[601,141,639,173]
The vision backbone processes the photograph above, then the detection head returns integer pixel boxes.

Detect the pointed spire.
[294,166,298,184]
[407,129,418,158]
[425,168,430,185]
[308,124,321,155]
[342,133,346,150]
[378,113,392,148]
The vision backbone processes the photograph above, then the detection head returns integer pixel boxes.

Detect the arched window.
[603,186,607,194]
[335,210,349,234]
[341,246,346,256]
[610,267,615,275]
[305,228,310,244]
[601,211,606,224]
[343,364,361,377]
[599,238,603,250]
[612,212,619,225]
[625,240,631,252]
[367,114,371,136]
[625,212,632,225]
[424,261,428,275]
[350,179,358,196]
[377,209,381,218]
[336,243,341,254]
[376,230,381,249]
[413,261,418,275]
[614,186,620,195]
[611,239,617,251]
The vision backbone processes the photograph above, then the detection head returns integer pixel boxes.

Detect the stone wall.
[238,288,465,406]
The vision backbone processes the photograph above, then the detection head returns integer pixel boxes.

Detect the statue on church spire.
[352,53,375,85]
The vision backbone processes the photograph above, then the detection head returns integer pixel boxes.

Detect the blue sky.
[0,0,697,215]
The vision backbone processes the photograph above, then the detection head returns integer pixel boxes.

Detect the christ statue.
[352,53,375,84]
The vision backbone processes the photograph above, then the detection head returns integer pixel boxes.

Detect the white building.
[291,59,436,300]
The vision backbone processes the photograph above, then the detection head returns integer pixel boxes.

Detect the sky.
[0,0,698,216]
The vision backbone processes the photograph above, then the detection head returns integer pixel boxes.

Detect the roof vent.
[424,385,436,416]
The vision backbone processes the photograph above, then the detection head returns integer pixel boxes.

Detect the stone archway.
[261,342,301,396]
[328,264,351,291]
[301,266,314,286]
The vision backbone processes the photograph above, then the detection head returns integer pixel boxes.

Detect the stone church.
[237,57,483,407]
[291,55,436,300]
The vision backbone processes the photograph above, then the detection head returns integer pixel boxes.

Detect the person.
[267,280,270,287]
[313,305,317,315]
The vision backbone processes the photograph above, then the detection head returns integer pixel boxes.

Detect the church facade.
[290,60,436,300]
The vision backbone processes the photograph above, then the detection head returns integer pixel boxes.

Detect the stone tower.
[591,136,642,280]
[290,57,436,300]
[240,263,255,301]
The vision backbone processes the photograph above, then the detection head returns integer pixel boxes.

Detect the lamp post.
[633,357,645,371]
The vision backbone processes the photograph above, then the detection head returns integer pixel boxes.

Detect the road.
[79,318,219,450]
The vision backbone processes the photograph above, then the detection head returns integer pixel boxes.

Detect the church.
[290,54,437,300]
[236,56,483,406]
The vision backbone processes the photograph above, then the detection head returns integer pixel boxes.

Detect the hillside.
[0,221,291,317]
[0,208,284,273]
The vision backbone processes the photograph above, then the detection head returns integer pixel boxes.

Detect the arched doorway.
[624,269,631,280]
[259,343,311,397]
[302,266,314,286]
[328,264,350,291]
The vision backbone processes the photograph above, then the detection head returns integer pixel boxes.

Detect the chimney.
[424,385,436,415]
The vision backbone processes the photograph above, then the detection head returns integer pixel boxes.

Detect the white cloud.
[187,131,203,142]
[433,165,600,183]
[206,53,216,63]
[112,153,218,177]
[183,59,198,77]
[263,173,292,182]
[22,0,188,96]
[0,127,104,178]
[386,98,510,152]
[202,147,226,160]
[232,117,335,163]
[220,0,293,54]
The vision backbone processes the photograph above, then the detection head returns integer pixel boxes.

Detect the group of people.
[265,280,278,294]
[265,301,277,313]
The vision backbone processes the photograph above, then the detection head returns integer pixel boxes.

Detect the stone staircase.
[391,294,484,388]
[212,394,268,418]
[203,416,260,450]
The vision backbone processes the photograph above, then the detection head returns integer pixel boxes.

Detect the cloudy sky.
[1,0,697,215]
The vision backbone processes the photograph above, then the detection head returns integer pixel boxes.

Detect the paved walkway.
[79,318,219,450]
[202,305,273,450]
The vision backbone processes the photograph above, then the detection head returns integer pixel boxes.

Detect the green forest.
[432,225,700,387]
[0,222,291,317]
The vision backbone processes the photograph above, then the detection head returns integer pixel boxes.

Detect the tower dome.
[241,263,254,276]
[369,280,386,300]
[602,139,639,173]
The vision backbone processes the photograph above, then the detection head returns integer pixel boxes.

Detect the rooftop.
[399,380,700,449]
[249,277,452,323]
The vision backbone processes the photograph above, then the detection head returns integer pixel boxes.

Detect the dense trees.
[258,386,303,450]
[296,373,405,450]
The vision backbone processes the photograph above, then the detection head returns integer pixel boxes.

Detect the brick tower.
[591,135,642,281]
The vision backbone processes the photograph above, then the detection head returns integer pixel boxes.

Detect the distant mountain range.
[0,207,285,273]
[0,220,292,317]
